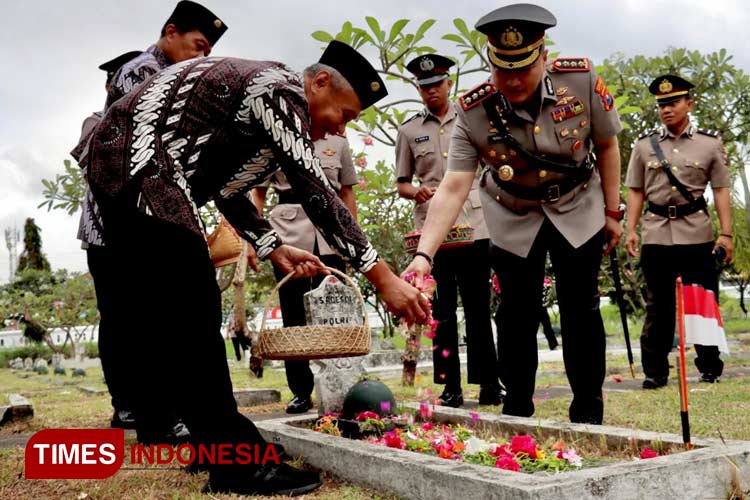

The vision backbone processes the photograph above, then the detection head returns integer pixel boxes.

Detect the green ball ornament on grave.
[341,379,396,420]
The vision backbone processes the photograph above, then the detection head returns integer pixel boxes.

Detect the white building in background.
[0,326,99,349]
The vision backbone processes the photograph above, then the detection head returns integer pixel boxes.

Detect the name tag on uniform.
[415,136,430,143]
[487,134,504,144]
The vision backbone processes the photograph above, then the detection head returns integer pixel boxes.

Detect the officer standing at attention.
[253,132,359,414]
[396,54,504,407]
[403,3,624,425]
[625,75,732,388]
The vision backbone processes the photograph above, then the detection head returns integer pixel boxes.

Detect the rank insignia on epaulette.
[550,57,590,72]
[697,128,719,137]
[594,76,615,111]
[460,82,496,111]
[551,99,585,124]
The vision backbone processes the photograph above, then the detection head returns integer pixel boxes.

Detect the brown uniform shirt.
[395,104,488,239]
[266,134,358,256]
[448,58,623,258]
[625,124,729,245]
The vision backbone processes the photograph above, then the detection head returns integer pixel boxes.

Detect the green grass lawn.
[3,338,750,499]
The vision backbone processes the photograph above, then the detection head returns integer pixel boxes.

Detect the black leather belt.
[491,167,593,203]
[646,197,707,219]
[277,191,301,205]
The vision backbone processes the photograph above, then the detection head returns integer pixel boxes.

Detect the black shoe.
[139,421,192,445]
[699,373,719,383]
[478,385,506,406]
[642,377,668,390]
[203,463,322,496]
[438,390,464,408]
[110,409,136,429]
[286,396,313,414]
[186,443,288,474]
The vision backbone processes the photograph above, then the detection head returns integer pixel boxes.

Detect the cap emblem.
[370,81,381,92]
[419,57,434,72]
[500,26,523,48]
[658,79,673,94]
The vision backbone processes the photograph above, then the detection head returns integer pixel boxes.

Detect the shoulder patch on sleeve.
[549,57,591,73]
[459,82,496,111]
[697,128,719,138]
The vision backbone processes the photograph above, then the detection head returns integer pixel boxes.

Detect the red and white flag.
[681,283,729,354]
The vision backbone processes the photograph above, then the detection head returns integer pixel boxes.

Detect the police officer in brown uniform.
[253,133,359,413]
[625,75,733,388]
[404,4,624,424]
[396,54,503,407]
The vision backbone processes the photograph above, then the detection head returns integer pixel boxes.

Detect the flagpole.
[675,276,692,449]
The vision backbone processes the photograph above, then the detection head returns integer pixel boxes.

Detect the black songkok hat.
[164,0,228,46]
[318,41,388,110]
[649,74,695,104]
[405,54,455,86]
[475,3,556,70]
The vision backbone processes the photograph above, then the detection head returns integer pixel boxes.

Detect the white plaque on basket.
[303,275,363,327]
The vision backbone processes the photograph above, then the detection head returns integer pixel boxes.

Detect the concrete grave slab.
[256,404,750,500]
[233,388,281,407]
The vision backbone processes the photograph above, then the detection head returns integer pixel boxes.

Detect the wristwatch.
[605,203,626,221]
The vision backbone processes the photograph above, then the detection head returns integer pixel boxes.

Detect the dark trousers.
[231,334,249,361]
[87,246,130,412]
[539,307,559,350]
[491,220,606,424]
[431,239,498,390]
[640,242,723,379]
[98,206,269,480]
[273,253,346,398]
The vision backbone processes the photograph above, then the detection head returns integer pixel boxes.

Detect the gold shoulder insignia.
[549,57,591,73]
[459,82,496,111]
[697,128,719,138]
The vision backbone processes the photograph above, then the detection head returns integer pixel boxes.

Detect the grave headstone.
[314,357,366,416]
[9,357,24,369]
[23,357,33,371]
[33,359,48,372]
[51,353,64,369]
[303,275,363,328]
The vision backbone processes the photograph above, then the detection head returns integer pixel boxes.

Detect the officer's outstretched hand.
[401,256,432,289]
[625,231,640,258]
[604,216,623,255]
[365,261,430,326]
[268,244,328,279]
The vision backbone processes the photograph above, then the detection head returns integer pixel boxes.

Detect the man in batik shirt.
[73,0,227,442]
[73,41,430,496]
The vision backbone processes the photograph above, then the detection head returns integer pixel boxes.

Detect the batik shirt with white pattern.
[77,57,378,272]
[76,45,172,248]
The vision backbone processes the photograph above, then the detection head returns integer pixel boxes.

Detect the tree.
[0,269,99,358]
[17,218,50,273]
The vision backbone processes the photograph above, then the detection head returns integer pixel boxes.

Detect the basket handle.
[260,266,370,334]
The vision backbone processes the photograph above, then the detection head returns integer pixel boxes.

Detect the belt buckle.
[547,184,561,203]
[668,205,677,219]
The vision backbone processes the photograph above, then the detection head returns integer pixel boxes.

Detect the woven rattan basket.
[207,217,243,268]
[258,267,371,360]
